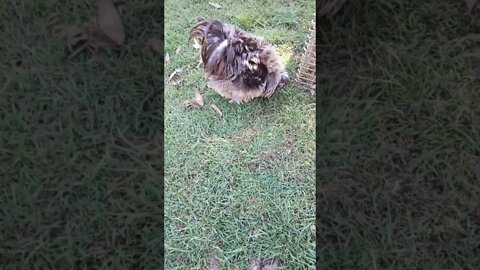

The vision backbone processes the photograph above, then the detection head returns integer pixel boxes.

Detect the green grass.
[317,0,480,269]
[164,0,315,269]
[1,0,163,268]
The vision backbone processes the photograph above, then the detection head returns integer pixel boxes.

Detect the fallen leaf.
[175,47,182,54]
[183,89,204,109]
[210,104,223,117]
[168,68,183,81]
[204,255,220,270]
[97,0,125,45]
[146,37,163,54]
[209,2,222,9]
[309,224,316,235]
[165,52,170,62]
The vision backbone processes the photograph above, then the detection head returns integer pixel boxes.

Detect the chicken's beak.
[277,72,290,90]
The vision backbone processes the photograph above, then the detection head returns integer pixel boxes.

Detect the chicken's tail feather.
[189,18,209,41]
[190,18,238,79]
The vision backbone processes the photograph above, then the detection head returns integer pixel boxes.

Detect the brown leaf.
[183,89,204,109]
[97,0,125,45]
[204,255,220,270]
[146,37,163,54]
[209,2,222,9]
[210,104,223,117]
[165,52,170,62]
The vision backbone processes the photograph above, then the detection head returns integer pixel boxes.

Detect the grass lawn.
[1,1,163,268]
[317,0,480,269]
[164,0,316,269]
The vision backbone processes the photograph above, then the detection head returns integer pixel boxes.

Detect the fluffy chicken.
[189,17,289,104]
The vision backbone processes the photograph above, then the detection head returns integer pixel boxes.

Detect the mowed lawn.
[1,1,164,269]
[164,0,316,269]
[317,0,480,269]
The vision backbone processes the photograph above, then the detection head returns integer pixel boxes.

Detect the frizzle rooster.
[189,17,289,104]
